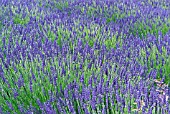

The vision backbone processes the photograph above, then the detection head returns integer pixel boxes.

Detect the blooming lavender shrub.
[0,0,170,114]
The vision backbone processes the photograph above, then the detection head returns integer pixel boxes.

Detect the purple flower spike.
[0,106,3,114]
[17,75,24,89]
[32,73,36,82]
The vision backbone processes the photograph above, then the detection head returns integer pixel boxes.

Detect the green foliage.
[163,56,170,84]
[55,1,69,11]
[130,19,170,39]
[106,10,126,24]
[87,6,97,17]
[104,32,117,49]
[139,45,170,84]
[161,23,169,36]
[47,30,56,42]
[57,30,62,48]
[0,20,2,31]
[88,39,94,47]
[0,58,58,112]
[111,13,117,22]
[106,14,117,24]
[13,15,30,25]
[106,18,111,24]
[0,21,3,47]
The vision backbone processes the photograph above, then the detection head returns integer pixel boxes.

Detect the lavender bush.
[0,0,170,114]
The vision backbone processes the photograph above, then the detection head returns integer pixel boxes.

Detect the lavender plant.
[0,0,170,114]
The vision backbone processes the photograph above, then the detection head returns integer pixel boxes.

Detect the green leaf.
[57,30,62,48]
[106,18,111,24]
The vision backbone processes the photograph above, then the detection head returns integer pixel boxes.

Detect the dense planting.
[0,0,170,114]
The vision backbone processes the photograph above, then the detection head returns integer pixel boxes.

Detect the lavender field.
[0,0,170,114]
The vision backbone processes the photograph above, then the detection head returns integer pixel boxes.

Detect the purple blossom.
[102,107,106,114]
[57,102,64,113]
[80,73,84,84]
[128,104,131,113]
[29,78,33,92]
[83,103,90,114]
[64,88,69,99]
[91,90,97,110]
[6,101,13,111]
[17,75,24,89]
[32,73,36,82]
[61,66,66,76]
[67,100,76,114]
[18,104,26,113]
[0,106,3,114]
